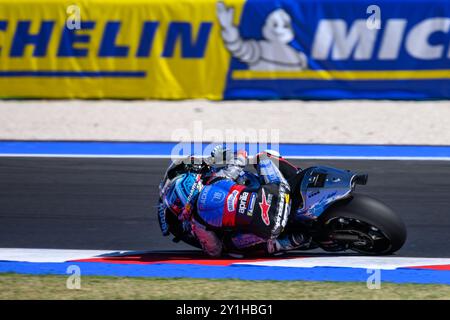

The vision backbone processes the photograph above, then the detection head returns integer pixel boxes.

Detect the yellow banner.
[0,0,244,99]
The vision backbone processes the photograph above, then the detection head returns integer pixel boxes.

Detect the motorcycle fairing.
[294,166,359,222]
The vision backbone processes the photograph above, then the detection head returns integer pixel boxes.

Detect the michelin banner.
[0,0,449,99]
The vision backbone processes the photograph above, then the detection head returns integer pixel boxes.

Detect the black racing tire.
[319,193,407,255]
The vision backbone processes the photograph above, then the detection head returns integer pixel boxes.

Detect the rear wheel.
[319,194,407,255]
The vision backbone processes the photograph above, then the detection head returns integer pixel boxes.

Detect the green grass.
[0,273,449,300]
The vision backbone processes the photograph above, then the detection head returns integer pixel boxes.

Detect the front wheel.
[319,194,407,255]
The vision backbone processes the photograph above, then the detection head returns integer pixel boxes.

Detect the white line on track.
[1,248,450,270]
[0,248,124,263]
[1,154,450,161]
[236,256,450,270]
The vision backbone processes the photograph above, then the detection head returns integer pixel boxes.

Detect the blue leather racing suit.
[159,149,310,257]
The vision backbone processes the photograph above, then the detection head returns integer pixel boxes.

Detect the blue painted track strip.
[1,141,450,159]
[1,261,450,285]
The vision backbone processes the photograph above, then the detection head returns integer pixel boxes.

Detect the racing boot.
[267,232,313,254]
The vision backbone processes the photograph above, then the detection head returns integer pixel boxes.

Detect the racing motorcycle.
[158,156,407,256]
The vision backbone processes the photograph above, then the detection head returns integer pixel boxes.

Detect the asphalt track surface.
[0,157,449,258]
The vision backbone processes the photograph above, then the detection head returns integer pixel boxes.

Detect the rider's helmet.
[162,173,200,216]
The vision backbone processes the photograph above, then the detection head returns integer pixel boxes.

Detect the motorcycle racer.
[158,145,312,257]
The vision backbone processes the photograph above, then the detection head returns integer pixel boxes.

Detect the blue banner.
[222,0,450,99]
